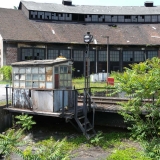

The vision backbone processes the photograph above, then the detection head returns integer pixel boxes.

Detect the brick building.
[0,0,160,77]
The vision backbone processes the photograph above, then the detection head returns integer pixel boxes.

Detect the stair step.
[86,127,93,132]
[82,121,90,126]
[78,116,85,120]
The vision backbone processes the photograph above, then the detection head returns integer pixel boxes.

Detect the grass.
[0,101,6,106]
[72,76,107,89]
[0,80,11,85]
[35,130,150,159]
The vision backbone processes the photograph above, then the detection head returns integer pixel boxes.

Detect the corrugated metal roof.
[12,59,70,66]
[21,0,160,15]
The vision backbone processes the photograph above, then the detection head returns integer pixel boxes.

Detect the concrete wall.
[0,106,12,133]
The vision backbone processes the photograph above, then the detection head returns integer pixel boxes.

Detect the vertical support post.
[95,47,98,73]
[62,90,64,116]
[6,85,9,108]
[74,90,78,118]
[107,36,109,79]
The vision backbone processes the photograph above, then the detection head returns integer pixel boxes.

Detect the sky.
[1,0,160,9]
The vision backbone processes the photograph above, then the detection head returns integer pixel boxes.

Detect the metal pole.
[6,85,8,108]
[107,36,109,79]
[96,47,97,73]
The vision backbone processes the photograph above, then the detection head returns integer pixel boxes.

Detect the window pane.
[48,50,58,59]
[110,51,119,62]
[60,66,64,73]
[32,67,38,73]
[73,50,83,61]
[26,67,31,73]
[92,15,98,21]
[134,51,144,62]
[148,51,158,59]
[34,49,45,60]
[46,67,53,74]
[59,74,64,80]
[39,67,45,73]
[123,51,133,62]
[13,67,19,74]
[39,75,45,81]
[26,81,32,88]
[22,49,33,60]
[152,15,157,22]
[60,50,70,59]
[105,16,111,22]
[14,74,19,80]
[99,51,106,62]
[145,15,151,22]
[89,51,95,61]
[64,67,67,73]
[26,74,31,80]
[20,81,25,88]
[46,75,52,81]
[39,82,45,89]
[33,74,39,81]
[19,68,25,73]
[14,81,19,88]
[55,67,59,74]
[19,74,25,80]
[118,16,124,22]
[33,82,38,88]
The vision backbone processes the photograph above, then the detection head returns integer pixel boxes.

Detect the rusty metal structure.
[5,57,96,139]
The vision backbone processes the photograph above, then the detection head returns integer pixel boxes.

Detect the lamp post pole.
[106,36,109,79]
[102,36,109,79]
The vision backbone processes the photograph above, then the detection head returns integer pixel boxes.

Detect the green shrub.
[0,66,12,81]
[107,147,151,160]
[15,114,36,131]
[113,57,160,159]
[0,129,25,158]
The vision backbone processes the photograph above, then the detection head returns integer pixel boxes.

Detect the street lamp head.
[84,32,93,43]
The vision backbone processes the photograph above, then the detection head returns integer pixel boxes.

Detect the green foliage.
[90,131,104,146]
[113,57,160,159]
[17,138,69,160]
[15,114,36,131]
[143,138,160,159]
[107,147,151,160]
[0,129,25,158]
[0,66,12,81]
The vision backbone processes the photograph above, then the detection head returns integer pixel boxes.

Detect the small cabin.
[10,57,76,115]
[12,57,72,90]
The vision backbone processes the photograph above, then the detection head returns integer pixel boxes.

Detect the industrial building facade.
[0,0,160,77]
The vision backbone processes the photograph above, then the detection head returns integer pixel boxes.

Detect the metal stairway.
[74,42,96,139]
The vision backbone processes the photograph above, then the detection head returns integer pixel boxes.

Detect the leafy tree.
[0,65,12,81]
[113,57,160,159]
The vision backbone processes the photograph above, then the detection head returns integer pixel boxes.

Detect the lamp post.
[84,32,93,89]
[68,46,73,59]
[102,36,109,79]
[141,47,146,61]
